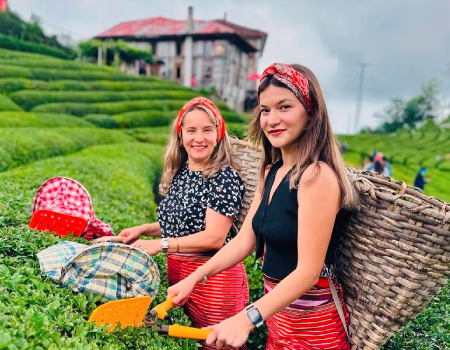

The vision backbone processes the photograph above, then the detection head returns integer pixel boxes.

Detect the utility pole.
[354,62,369,134]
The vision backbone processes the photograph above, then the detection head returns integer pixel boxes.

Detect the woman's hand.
[167,275,198,306]
[205,311,254,349]
[92,235,128,244]
[131,239,161,255]
[117,226,145,244]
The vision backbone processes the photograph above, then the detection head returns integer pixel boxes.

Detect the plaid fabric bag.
[31,177,114,240]
[37,241,160,302]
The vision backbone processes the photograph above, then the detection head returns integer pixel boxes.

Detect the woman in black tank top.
[167,63,359,349]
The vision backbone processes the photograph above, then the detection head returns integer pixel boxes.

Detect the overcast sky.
[8,0,450,134]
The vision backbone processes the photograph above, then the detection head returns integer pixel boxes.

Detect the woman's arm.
[93,222,161,244]
[136,222,162,237]
[205,163,342,348]
[131,208,236,255]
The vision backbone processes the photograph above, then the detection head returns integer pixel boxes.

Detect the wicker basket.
[339,169,450,349]
[230,138,450,349]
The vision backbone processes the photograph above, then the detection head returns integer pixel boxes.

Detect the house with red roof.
[95,8,267,112]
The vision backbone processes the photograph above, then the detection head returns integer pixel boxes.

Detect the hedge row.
[122,124,247,148]
[83,114,120,129]
[0,143,200,349]
[11,90,199,111]
[0,93,22,112]
[0,58,114,73]
[0,34,72,60]
[0,112,95,128]
[124,127,171,146]
[0,64,146,82]
[0,128,135,172]
[0,78,187,94]
[111,109,243,129]
[33,99,231,117]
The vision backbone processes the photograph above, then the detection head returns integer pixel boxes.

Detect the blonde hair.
[248,64,358,209]
[159,106,238,196]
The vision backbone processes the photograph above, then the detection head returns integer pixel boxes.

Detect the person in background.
[414,167,430,190]
[364,152,392,176]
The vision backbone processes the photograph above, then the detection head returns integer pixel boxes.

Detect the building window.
[176,41,183,56]
[176,64,182,79]
[204,64,212,79]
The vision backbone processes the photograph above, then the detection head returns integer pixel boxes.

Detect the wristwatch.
[245,304,264,328]
[161,238,170,253]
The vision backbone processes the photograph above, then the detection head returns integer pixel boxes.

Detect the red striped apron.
[264,274,350,350]
[167,254,249,350]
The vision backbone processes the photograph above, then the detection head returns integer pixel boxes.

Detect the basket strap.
[327,273,349,338]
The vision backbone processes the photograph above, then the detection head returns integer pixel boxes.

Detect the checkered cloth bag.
[37,241,160,302]
[31,177,114,240]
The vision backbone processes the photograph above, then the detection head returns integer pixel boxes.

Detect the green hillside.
[338,122,450,202]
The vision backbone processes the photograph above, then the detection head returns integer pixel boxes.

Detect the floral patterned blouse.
[157,165,245,244]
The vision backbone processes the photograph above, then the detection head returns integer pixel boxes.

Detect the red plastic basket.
[29,210,88,237]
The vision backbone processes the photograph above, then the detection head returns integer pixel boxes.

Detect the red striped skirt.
[264,274,350,350]
[167,254,249,350]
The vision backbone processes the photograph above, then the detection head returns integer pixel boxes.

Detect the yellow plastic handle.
[166,324,211,340]
[151,296,175,320]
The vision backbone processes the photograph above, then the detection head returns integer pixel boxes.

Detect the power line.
[354,62,370,133]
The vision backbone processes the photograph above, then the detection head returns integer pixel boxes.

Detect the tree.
[374,79,441,133]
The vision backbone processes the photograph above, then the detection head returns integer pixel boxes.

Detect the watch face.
[161,239,169,248]
[248,308,260,323]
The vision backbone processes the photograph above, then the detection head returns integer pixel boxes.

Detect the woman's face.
[259,84,308,152]
[181,109,217,167]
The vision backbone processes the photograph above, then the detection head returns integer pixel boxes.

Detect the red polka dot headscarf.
[259,63,313,113]
[176,97,226,143]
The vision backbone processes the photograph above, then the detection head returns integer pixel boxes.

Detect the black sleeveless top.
[251,160,348,279]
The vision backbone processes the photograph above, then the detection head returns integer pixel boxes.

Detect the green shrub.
[0,57,114,72]
[124,127,170,145]
[0,112,95,128]
[227,122,248,139]
[123,123,247,146]
[0,33,72,59]
[112,108,243,129]
[0,93,22,111]
[11,90,198,111]
[0,143,199,349]
[220,110,245,123]
[83,114,120,129]
[0,78,185,94]
[33,100,190,117]
[0,128,135,172]
[113,110,178,128]
[0,64,145,81]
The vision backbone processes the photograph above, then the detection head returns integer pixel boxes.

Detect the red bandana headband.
[259,63,313,112]
[176,97,226,143]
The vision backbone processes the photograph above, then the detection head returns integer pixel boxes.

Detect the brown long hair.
[247,64,358,209]
[159,106,238,196]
